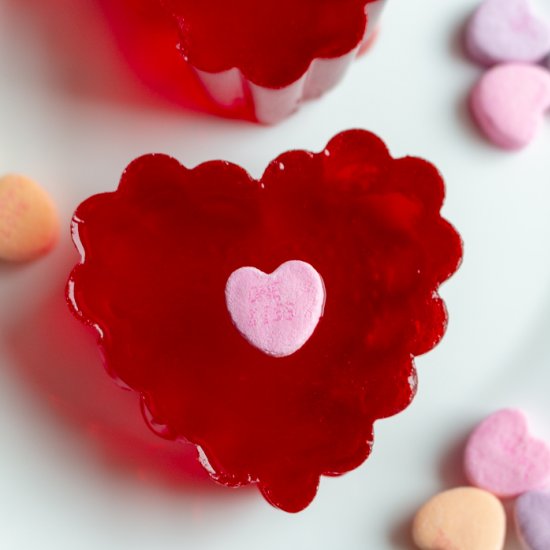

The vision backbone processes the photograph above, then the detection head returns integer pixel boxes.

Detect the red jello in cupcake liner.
[162,0,387,123]
[98,0,386,122]
[68,130,462,512]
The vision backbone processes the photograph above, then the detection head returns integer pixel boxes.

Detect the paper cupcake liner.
[191,0,387,123]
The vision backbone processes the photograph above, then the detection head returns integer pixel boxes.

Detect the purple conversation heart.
[515,490,550,550]
[466,0,550,66]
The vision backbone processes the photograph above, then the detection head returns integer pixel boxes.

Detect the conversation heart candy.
[464,409,550,498]
[466,0,550,65]
[0,174,59,262]
[412,487,506,550]
[470,63,550,150]
[515,490,550,550]
[225,261,325,358]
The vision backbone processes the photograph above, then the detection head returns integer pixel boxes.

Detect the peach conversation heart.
[413,487,506,550]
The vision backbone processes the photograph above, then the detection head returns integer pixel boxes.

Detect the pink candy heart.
[464,409,550,498]
[466,0,550,65]
[470,63,550,149]
[225,260,325,358]
[515,490,550,550]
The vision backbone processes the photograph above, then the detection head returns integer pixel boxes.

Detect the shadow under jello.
[3,0,211,116]
[3,255,252,500]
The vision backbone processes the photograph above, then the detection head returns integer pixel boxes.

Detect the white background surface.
[1,0,550,548]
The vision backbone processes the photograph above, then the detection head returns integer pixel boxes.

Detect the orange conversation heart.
[412,487,506,550]
[0,174,59,262]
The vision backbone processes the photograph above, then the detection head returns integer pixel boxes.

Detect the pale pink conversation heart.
[464,409,550,498]
[225,260,325,358]
[466,0,550,66]
[470,63,550,150]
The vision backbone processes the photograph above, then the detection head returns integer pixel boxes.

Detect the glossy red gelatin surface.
[68,130,463,512]
[161,0,376,87]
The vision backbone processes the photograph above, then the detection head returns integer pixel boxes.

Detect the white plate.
[1,0,550,548]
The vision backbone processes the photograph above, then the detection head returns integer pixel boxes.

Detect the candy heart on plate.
[466,0,550,65]
[515,490,550,550]
[0,174,59,262]
[464,409,550,498]
[225,261,326,358]
[67,130,462,512]
[412,487,506,550]
[470,63,550,150]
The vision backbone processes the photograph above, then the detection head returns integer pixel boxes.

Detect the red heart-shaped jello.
[68,130,462,512]
[157,0,386,122]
